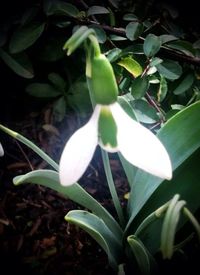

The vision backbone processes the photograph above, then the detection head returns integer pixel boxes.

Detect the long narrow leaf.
[13,170,123,239]
[65,210,122,269]
[127,101,200,233]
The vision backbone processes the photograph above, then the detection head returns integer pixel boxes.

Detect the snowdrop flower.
[59,102,172,186]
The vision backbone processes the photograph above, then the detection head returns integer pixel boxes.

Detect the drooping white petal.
[111,102,172,180]
[59,105,101,186]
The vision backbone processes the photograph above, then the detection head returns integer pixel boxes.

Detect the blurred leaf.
[68,80,92,117]
[48,72,66,93]
[157,76,168,102]
[44,0,79,17]
[108,0,120,8]
[131,76,149,99]
[0,48,34,78]
[143,34,161,57]
[166,40,196,56]
[149,57,163,67]
[125,22,143,41]
[156,60,182,80]
[123,13,138,21]
[53,96,66,122]
[106,48,122,62]
[26,83,61,98]
[38,36,65,62]
[131,99,159,124]
[172,73,194,95]
[110,34,127,41]
[159,34,178,44]
[118,56,142,77]
[20,7,39,26]
[9,22,45,54]
[90,26,107,43]
[87,6,109,16]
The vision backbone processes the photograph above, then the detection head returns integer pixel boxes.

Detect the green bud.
[87,54,118,105]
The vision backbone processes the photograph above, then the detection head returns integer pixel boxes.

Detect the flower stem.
[101,149,125,228]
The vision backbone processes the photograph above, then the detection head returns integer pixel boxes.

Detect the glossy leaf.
[172,73,194,95]
[156,60,182,80]
[118,56,142,77]
[65,210,122,269]
[127,235,151,275]
[159,34,178,44]
[13,170,122,239]
[87,6,109,16]
[26,83,61,98]
[126,101,200,234]
[125,22,143,41]
[143,34,161,57]
[0,49,34,78]
[9,23,45,54]
[131,76,149,99]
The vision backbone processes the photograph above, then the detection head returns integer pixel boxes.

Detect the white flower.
[59,102,172,186]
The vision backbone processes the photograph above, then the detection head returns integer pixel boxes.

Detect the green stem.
[101,149,125,228]
[88,34,101,57]
[0,124,59,171]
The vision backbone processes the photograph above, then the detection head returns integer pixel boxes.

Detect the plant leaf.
[172,72,194,95]
[118,56,142,77]
[87,6,109,16]
[9,23,45,54]
[44,0,79,17]
[127,235,151,275]
[13,170,123,239]
[65,210,122,269]
[125,22,143,41]
[126,101,200,234]
[143,34,161,57]
[26,83,62,98]
[131,76,149,99]
[0,48,34,78]
[156,59,182,80]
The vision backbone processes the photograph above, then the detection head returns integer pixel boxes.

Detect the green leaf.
[157,75,168,102]
[0,48,34,78]
[161,195,186,259]
[44,0,79,17]
[125,22,143,41]
[123,13,138,21]
[9,23,45,54]
[159,34,178,44]
[106,48,122,62]
[143,34,161,57]
[127,235,151,275]
[131,99,159,124]
[131,76,149,99]
[117,56,142,77]
[172,73,194,95]
[156,60,182,80]
[90,25,107,43]
[87,6,109,16]
[166,40,196,56]
[65,210,122,269]
[13,170,122,240]
[126,101,200,234]
[48,72,66,93]
[53,97,66,122]
[26,83,61,98]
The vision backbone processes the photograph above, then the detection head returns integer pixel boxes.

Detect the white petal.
[0,142,4,157]
[59,105,100,185]
[111,103,172,180]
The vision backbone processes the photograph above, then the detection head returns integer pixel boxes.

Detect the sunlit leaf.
[118,56,142,77]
